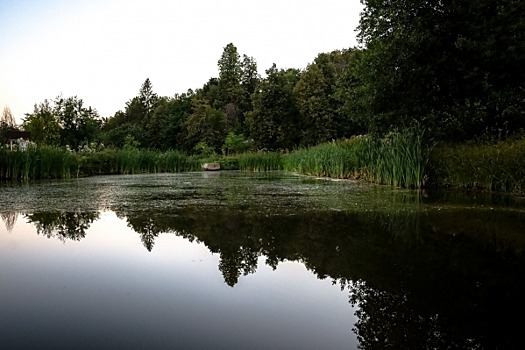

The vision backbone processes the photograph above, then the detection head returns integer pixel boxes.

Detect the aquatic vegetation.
[284,138,365,179]
[285,128,430,189]
[430,138,525,194]
[238,152,284,171]
[0,146,76,180]
[0,147,202,180]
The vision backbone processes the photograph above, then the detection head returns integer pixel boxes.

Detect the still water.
[1,172,525,349]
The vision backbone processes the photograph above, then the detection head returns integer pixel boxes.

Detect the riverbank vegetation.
[1,0,523,193]
[3,133,525,195]
[285,128,429,189]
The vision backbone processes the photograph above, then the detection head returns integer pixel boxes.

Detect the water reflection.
[1,211,18,232]
[14,205,525,349]
[25,211,99,242]
[2,172,525,349]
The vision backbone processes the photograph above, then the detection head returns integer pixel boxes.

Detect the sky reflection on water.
[1,210,356,350]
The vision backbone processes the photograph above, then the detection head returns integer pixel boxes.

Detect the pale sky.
[0,0,363,123]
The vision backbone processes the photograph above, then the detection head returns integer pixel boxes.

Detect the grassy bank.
[429,139,525,194]
[285,131,525,194]
[0,147,202,180]
[2,136,524,195]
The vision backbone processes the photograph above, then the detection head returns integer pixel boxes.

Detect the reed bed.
[429,139,525,194]
[361,128,428,189]
[0,147,202,180]
[285,128,429,189]
[79,149,202,175]
[237,152,284,171]
[0,146,76,180]
[284,138,365,178]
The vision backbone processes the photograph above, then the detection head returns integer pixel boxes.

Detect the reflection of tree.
[126,216,162,252]
[218,246,259,287]
[348,280,458,350]
[115,205,525,348]
[1,211,19,232]
[25,211,99,242]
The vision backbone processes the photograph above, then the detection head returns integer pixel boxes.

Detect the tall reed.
[286,128,429,189]
[361,127,428,189]
[429,139,525,194]
[284,138,365,179]
[237,152,284,171]
[0,146,76,180]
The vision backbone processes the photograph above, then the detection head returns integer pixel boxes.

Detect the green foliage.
[145,93,194,150]
[222,132,250,155]
[54,96,101,150]
[295,50,364,146]
[237,152,284,172]
[357,0,525,140]
[286,128,429,189]
[194,141,215,157]
[429,138,525,194]
[184,99,227,153]
[247,65,301,151]
[22,100,61,146]
[123,134,141,150]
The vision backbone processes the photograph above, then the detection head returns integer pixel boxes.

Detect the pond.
[1,172,525,349]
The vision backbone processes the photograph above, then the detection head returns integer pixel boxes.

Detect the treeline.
[17,45,365,154]
[3,0,524,154]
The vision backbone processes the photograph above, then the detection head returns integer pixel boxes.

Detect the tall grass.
[78,149,202,176]
[361,127,429,188]
[238,152,284,171]
[0,147,202,180]
[429,139,525,194]
[0,146,77,180]
[284,138,365,178]
[285,128,429,189]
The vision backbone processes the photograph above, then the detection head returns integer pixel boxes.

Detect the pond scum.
[1,129,525,194]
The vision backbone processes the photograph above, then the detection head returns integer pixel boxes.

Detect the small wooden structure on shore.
[6,130,31,150]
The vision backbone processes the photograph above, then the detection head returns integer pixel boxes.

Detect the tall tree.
[215,43,260,134]
[145,91,194,150]
[1,106,16,127]
[183,98,227,153]
[22,100,61,146]
[247,64,301,151]
[54,96,101,149]
[357,0,525,140]
[217,43,245,132]
[138,78,159,120]
[295,50,364,146]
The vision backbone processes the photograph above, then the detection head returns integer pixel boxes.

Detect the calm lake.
[1,172,525,349]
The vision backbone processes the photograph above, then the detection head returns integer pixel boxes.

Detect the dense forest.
[1,0,523,153]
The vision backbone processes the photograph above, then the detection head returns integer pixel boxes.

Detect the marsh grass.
[361,128,429,189]
[284,138,365,179]
[79,149,202,175]
[0,147,203,180]
[286,128,429,189]
[430,139,525,194]
[238,152,284,171]
[0,146,77,180]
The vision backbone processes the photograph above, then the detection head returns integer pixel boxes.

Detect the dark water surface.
[1,172,525,349]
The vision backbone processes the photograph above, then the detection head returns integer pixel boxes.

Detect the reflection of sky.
[0,211,358,350]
